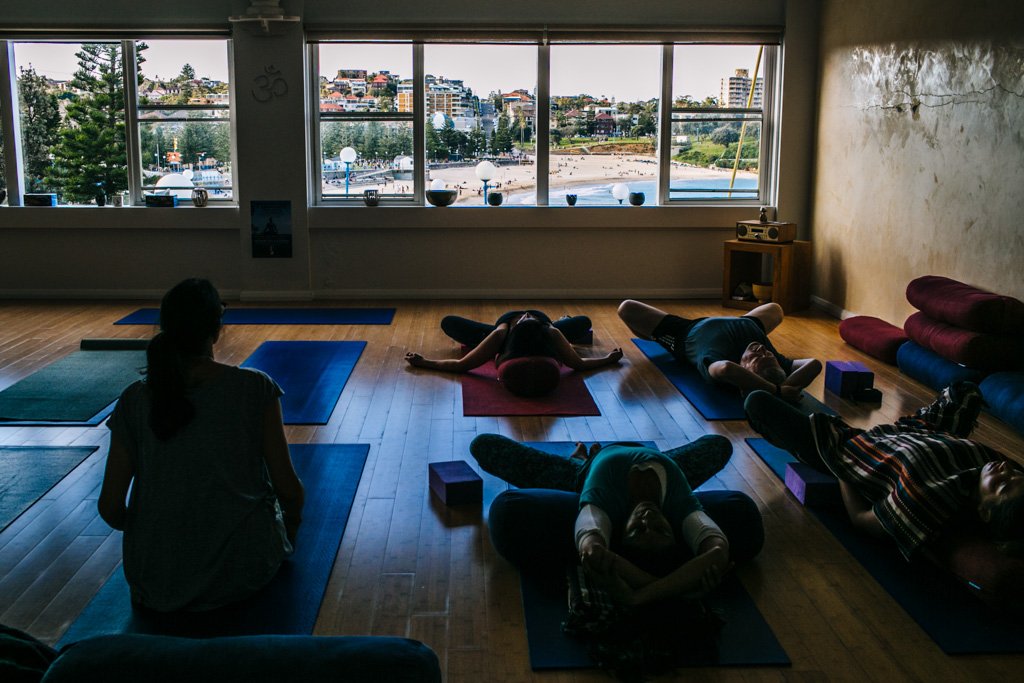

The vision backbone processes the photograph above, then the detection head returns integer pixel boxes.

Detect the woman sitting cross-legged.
[98,278,305,612]
[472,434,765,602]
[744,382,1024,560]
[405,310,622,397]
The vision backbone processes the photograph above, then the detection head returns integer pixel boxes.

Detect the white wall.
[0,1,816,300]
[811,0,1024,324]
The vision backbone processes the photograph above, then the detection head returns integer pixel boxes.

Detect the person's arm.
[262,398,304,544]
[97,434,135,531]
[549,328,623,371]
[783,358,822,390]
[405,325,508,373]
[707,360,778,393]
[838,479,887,537]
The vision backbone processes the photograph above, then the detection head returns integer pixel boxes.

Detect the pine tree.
[17,66,62,192]
[44,42,146,203]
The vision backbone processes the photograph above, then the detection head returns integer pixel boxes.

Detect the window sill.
[307,204,758,230]
[0,205,240,229]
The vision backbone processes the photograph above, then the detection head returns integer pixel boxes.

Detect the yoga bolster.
[837,316,908,365]
[980,372,1024,436]
[497,356,561,397]
[42,634,441,683]
[896,341,985,392]
[906,275,1024,335]
[904,312,1021,371]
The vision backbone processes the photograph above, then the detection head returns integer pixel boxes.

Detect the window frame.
[309,34,780,208]
[0,34,234,207]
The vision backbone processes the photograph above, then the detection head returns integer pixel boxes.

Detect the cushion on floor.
[980,372,1024,435]
[496,356,561,397]
[838,316,908,365]
[896,341,986,392]
[906,275,1024,335]
[904,312,1021,372]
[929,521,1024,614]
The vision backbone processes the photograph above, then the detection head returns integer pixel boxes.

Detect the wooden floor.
[1,298,1022,682]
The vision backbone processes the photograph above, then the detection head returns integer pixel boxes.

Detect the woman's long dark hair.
[146,278,223,440]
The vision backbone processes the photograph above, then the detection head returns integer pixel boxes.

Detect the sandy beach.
[325,153,756,204]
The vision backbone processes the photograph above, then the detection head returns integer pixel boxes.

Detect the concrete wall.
[0,1,817,300]
[811,0,1024,324]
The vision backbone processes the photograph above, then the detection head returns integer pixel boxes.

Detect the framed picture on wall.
[251,200,292,258]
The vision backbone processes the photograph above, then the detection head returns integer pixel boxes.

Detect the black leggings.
[440,313,592,348]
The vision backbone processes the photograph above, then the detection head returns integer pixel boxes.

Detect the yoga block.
[825,360,874,398]
[24,192,57,206]
[428,460,482,506]
[784,462,840,506]
[144,193,178,207]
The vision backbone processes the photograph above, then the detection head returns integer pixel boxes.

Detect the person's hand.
[687,546,732,599]
[405,352,426,368]
[606,348,624,364]
[581,543,616,574]
[582,546,634,605]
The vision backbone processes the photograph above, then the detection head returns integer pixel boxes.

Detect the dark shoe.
[945,381,985,437]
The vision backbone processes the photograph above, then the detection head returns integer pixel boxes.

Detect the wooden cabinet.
[722,239,811,313]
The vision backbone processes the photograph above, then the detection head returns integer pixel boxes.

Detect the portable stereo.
[735,220,797,243]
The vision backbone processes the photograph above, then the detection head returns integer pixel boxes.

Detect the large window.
[669,44,766,201]
[312,37,777,208]
[0,37,232,206]
[549,45,660,206]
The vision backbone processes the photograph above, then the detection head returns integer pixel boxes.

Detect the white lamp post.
[611,182,629,205]
[475,160,496,205]
[339,146,357,196]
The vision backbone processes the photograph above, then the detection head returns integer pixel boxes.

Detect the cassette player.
[736,220,797,243]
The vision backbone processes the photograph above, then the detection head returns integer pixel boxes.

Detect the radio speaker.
[736,221,797,243]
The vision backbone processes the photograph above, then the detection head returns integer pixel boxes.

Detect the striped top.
[823,415,1000,559]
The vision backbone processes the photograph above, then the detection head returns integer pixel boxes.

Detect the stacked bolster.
[900,276,1024,434]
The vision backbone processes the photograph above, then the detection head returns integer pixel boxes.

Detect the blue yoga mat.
[520,572,789,669]
[115,307,395,325]
[745,437,1024,654]
[0,446,99,531]
[241,341,365,425]
[59,443,369,646]
[632,339,835,420]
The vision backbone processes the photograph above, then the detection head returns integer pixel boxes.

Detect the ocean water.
[504,177,758,206]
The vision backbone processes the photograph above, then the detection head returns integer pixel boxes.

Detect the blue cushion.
[42,634,440,683]
[896,341,986,392]
[980,371,1024,435]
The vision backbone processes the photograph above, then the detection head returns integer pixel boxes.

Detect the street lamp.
[475,160,496,205]
[340,146,357,196]
[611,183,629,205]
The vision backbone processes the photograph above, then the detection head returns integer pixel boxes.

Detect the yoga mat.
[462,363,600,416]
[745,437,1024,654]
[241,341,365,425]
[632,338,835,420]
[59,443,369,645]
[0,446,99,531]
[0,349,146,425]
[520,572,789,669]
[115,307,395,325]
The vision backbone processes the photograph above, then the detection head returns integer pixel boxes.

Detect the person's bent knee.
[617,299,641,320]
[743,390,775,422]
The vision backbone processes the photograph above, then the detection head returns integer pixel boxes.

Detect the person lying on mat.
[617,299,820,401]
[475,434,765,605]
[98,278,305,612]
[745,382,1024,559]
[404,310,622,397]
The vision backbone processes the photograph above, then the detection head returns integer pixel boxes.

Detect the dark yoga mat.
[0,347,146,425]
[59,443,369,646]
[115,307,395,325]
[462,363,599,416]
[0,446,99,531]
[745,437,1024,654]
[632,338,835,420]
[520,572,789,670]
[241,341,365,425]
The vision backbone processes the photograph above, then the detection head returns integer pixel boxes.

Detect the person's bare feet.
[571,442,589,460]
